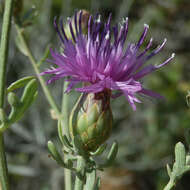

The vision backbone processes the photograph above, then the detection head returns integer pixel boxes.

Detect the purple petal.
[111,80,142,93]
[59,17,68,41]
[123,92,137,111]
[139,88,165,99]
[54,17,64,43]
[136,24,149,48]
[65,81,79,93]
[146,38,167,60]
[76,82,104,93]
[134,53,175,80]
[69,18,76,42]
[137,38,153,58]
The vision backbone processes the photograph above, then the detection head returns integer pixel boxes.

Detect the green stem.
[61,81,72,190]
[84,169,97,190]
[0,0,14,189]
[61,81,70,137]
[0,133,10,190]
[0,0,14,107]
[74,156,86,190]
[163,179,175,190]
[15,24,61,118]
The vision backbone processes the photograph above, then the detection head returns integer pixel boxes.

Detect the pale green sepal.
[87,124,97,139]
[87,104,99,126]
[77,113,88,133]
[96,110,112,136]
[69,94,87,137]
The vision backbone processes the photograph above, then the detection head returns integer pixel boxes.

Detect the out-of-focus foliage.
[0,0,190,189]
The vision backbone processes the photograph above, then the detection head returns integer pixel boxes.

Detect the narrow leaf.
[167,164,172,177]
[58,120,73,149]
[98,141,118,168]
[90,143,107,156]
[175,142,186,170]
[7,76,35,93]
[94,177,101,190]
[47,141,64,165]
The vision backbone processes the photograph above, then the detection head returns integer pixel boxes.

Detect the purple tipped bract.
[42,11,175,110]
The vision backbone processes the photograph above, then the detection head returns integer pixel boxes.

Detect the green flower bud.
[70,90,113,152]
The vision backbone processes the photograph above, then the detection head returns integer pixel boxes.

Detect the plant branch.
[15,24,61,117]
[163,179,175,190]
[0,133,10,190]
[0,0,14,107]
[0,0,14,189]
[61,81,72,190]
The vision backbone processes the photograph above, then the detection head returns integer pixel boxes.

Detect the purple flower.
[42,11,175,110]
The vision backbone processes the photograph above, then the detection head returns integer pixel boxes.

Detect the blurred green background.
[1,0,190,189]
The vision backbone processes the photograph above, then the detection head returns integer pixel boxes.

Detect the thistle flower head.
[42,11,175,110]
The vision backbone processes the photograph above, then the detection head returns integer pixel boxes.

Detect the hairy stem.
[15,24,61,118]
[61,81,72,190]
[0,0,14,189]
